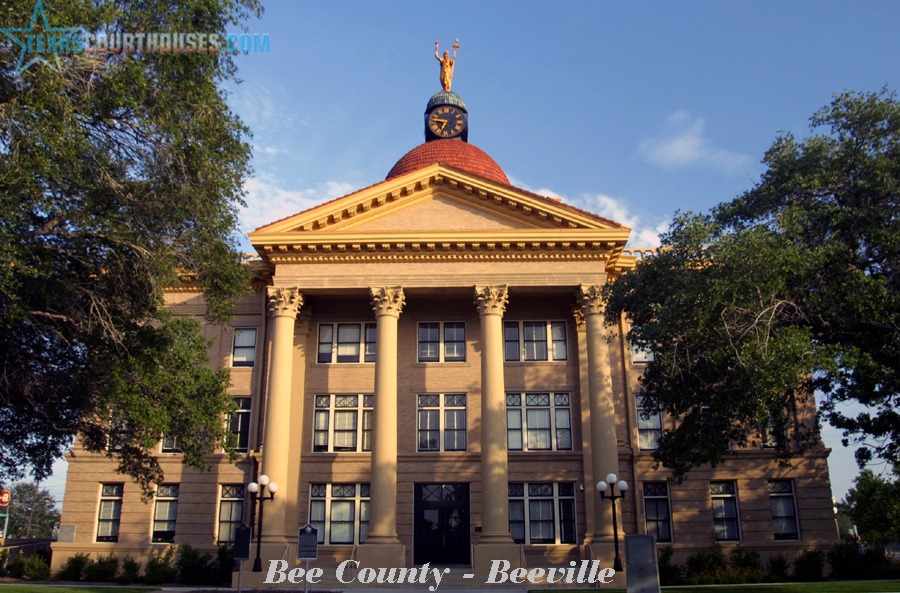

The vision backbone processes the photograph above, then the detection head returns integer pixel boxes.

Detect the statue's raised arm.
[435,39,459,92]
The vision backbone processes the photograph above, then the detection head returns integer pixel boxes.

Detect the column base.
[472,543,522,580]
[354,542,406,569]
[589,541,627,587]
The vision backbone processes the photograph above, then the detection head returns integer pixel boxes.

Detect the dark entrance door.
[414,483,470,565]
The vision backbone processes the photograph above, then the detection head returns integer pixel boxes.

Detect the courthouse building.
[52,66,838,584]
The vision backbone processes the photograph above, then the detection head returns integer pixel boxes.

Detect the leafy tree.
[3,482,61,539]
[606,89,900,479]
[0,0,261,494]
[844,469,900,544]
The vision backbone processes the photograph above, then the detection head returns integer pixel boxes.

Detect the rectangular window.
[506,393,572,451]
[628,325,655,364]
[643,482,672,543]
[317,323,376,363]
[313,394,373,452]
[768,480,799,540]
[417,394,467,451]
[152,484,179,543]
[309,484,370,545]
[508,483,576,545]
[229,397,252,452]
[636,395,662,450]
[161,434,181,453]
[96,483,123,542]
[417,322,466,362]
[710,481,740,541]
[217,485,245,544]
[504,321,567,361]
[232,328,257,367]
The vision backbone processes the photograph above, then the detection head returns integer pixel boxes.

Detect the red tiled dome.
[386,139,509,185]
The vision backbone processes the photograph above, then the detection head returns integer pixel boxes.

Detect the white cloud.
[637,110,751,174]
[239,176,355,235]
[507,177,668,248]
[253,144,288,157]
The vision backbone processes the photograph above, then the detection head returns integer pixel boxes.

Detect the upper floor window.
[504,321,567,362]
[318,323,376,363]
[768,480,799,540]
[96,483,124,542]
[229,397,252,452]
[417,394,467,452]
[628,325,655,364]
[152,484,179,543]
[506,393,572,451]
[508,483,576,545]
[232,328,258,367]
[643,482,672,543]
[418,322,466,362]
[710,481,740,541]
[636,395,662,450]
[309,483,370,545]
[313,394,373,452]
[161,434,181,453]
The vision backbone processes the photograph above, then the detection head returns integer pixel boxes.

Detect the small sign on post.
[234,524,252,560]
[0,490,10,506]
[297,523,318,560]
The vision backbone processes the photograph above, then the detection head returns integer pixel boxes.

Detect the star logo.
[1,0,80,75]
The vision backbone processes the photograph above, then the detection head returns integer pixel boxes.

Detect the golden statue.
[435,38,460,92]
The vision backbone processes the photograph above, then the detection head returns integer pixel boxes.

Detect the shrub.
[176,544,214,585]
[729,546,762,571]
[793,548,825,581]
[83,553,119,582]
[144,546,177,585]
[657,545,685,585]
[215,543,236,586]
[117,555,142,585]
[766,553,790,581]
[56,552,91,581]
[686,544,727,579]
[7,555,26,578]
[22,555,50,581]
[0,550,9,577]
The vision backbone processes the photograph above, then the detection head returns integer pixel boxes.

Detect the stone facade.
[51,158,838,587]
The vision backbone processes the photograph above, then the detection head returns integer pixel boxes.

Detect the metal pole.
[252,493,265,572]
[611,496,622,571]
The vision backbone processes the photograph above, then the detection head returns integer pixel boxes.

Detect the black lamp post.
[247,474,278,573]
[596,473,628,572]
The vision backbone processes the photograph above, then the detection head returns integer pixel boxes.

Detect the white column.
[364,286,405,545]
[261,287,303,539]
[577,284,618,539]
[474,285,513,544]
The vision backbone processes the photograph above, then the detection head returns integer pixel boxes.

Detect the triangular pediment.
[251,163,625,236]
[249,163,631,268]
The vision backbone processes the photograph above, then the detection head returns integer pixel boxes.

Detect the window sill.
[412,362,472,368]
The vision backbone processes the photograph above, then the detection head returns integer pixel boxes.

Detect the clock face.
[428,105,466,138]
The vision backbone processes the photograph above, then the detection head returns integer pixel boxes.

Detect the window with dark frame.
[636,395,662,450]
[96,483,123,542]
[318,323,376,363]
[229,397,251,452]
[643,482,672,543]
[309,483,370,545]
[232,328,257,367]
[313,394,373,452]
[152,484,179,543]
[417,394,467,451]
[768,480,799,540]
[217,485,245,544]
[506,393,572,451]
[710,481,741,541]
[508,483,576,545]
[504,321,567,361]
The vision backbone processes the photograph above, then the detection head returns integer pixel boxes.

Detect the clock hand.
[433,118,449,131]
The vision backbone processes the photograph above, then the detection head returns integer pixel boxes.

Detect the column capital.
[370,286,405,318]
[267,287,303,318]
[577,283,605,316]
[474,285,509,316]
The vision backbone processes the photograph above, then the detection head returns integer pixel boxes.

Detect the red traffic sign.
[0,490,10,506]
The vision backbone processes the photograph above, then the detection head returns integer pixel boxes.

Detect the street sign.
[297,524,318,560]
[234,524,252,560]
[0,490,10,506]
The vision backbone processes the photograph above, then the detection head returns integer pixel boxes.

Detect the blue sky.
[41,1,900,505]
